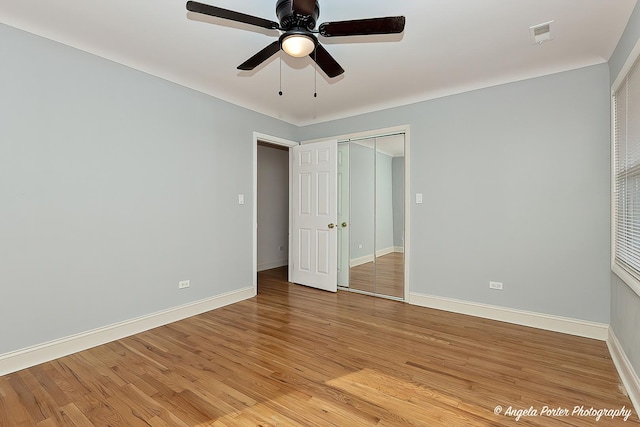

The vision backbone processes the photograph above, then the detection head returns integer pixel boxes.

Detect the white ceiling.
[0,0,636,126]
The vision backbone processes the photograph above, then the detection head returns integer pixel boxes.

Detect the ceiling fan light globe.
[282,34,315,57]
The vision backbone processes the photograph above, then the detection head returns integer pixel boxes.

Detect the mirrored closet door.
[337,134,405,299]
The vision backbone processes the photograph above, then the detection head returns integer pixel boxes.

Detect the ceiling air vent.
[529,21,553,44]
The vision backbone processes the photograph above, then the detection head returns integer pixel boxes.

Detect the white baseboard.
[350,247,398,267]
[350,254,374,267]
[409,292,609,340]
[608,328,640,416]
[0,286,255,376]
[257,259,288,272]
[376,247,395,257]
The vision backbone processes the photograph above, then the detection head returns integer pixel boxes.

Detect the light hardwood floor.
[349,252,404,298]
[0,267,637,426]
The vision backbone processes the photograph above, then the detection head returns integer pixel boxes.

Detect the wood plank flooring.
[0,267,637,426]
[349,252,404,298]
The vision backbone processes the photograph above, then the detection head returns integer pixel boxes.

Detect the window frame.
[612,39,640,299]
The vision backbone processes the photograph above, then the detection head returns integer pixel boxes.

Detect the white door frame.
[302,124,411,301]
[252,132,298,295]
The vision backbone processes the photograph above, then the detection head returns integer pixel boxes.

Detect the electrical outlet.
[489,281,503,290]
[359,244,363,249]
[178,280,190,289]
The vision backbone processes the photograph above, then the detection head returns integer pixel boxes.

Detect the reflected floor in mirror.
[349,252,404,298]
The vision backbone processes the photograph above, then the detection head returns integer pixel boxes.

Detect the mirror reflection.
[348,141,376,294]
[339,134,405,298]
[374,135,404,298]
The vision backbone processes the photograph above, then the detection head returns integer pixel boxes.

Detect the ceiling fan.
[186,0,406,78]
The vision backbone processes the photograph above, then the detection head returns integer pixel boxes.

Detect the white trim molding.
[0,286,255,376]
[376,247,395,257]
[608,327,640,416]
[410,292,609,340]
[611,35,640,301]
[350,254,374,267]
[350,247,400,267]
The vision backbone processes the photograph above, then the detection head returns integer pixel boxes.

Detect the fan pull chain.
[279,57,283,96]
[313,48,317,98]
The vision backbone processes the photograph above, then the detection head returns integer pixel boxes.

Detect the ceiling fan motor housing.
[276,0,320,31]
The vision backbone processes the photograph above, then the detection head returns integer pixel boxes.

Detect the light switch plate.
[416,193,423,204]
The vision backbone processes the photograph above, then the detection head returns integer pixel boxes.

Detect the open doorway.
[256,141,289,273]
[252,132,298,295]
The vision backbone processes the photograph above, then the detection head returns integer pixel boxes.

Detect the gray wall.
[392,157,404,248]
[609,0,640,380]
[0,13,617,357]
[610,1,640,86]
[300,64,611,323]
[0,23,297,355]
[257,145,289,271]
[611,274,640,372]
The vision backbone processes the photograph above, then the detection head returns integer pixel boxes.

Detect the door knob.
[328,223,335,229]
[341,222,348,228]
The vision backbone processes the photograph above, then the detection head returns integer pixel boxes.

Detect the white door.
[291,139,338,292]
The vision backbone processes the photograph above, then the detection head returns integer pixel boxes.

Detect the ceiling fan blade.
[237,41,281,71]
[319,16,406,37]
[292,0,316,16]
[186,1,280,30]
[310,44,344,78]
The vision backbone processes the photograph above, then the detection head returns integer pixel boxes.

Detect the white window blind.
[614,57,640,280]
